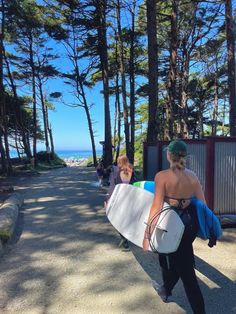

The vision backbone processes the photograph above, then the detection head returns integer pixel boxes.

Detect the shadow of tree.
[0,167,167,313]
[130,237,236,314]
[1,167,235,314]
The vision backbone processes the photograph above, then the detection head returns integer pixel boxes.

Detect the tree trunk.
[78,81,97,167]
[96,0,112,167]
[44,105,54,157]
[115,70,121,164]
[212,75,219,136]
[71,28,98,167]
[165,0,178,140]
[29,35,37,166]
[0,0,12,174]
[114,35,121,164]
[116,0,130,159]
[225,0,236,136]
[38,78,51,162]
[84,104,97,166]
[199,104,204,139]
[3,124,12,174]
[14,130,21,159]
[178,39,189,138]
[0,136,6,173]
[222,96,227,136]
[0,0,6,173]
[113,69,117,156]
[146,0,158,143]
[129,0,136,164]
[48,125,55,156]
[3,47,32,158]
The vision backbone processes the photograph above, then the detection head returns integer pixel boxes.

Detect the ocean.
[55,150,102,161]
[10,149,102,161]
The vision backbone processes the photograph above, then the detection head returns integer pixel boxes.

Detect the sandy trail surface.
[0,167,235,314]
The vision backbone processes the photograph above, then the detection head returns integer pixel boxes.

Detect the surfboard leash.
[145,206,172,253]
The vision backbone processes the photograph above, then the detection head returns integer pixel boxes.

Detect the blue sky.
[46,79,106,151]
[35,0,143,152]
[21,40,112,152]
[7,0,144,153]
[8,0,120,153]
[6,42,106,153]
[33,36,106,151]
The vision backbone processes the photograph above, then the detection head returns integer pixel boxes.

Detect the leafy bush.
[86,157,94,167]
[36,151,66,166]
[36,151,53,162]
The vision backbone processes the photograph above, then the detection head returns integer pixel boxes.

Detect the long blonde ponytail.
[169,153,186,170]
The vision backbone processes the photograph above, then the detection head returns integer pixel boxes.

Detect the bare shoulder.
[184,168,200,184]
[184,168,197,177]
[154,169,169,181]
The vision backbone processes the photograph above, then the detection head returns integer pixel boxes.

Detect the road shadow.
[2,166,234,313]
[0,167,165,313]
[195,255,236,314]
[130,243,236,314]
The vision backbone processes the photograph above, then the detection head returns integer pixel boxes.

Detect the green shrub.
[36,151,66,166]
[86,157,94,167]
[36,151,53,162]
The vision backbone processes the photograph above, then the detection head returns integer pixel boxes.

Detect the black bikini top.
[164,195,192,210]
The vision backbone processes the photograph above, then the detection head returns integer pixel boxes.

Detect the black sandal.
[152,281,171,303]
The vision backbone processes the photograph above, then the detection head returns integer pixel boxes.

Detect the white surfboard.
[106,184,185,253]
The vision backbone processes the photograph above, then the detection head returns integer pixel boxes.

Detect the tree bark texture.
[225,0,236,136]
[146,0,158,143]
[0,0,12,174]
[29,35,37,165]
[165,0,178,140]
[129,0,136,164]
[96,0,113,167]
[116,0,130,159]
[4,49,32,158]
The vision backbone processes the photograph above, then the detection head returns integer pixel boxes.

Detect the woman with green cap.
[143,139,206,314]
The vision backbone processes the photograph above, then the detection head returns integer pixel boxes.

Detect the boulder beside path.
[0,192,24,253]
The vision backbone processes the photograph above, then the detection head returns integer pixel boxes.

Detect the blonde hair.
[117,155,133,175]
[168,153,186,170]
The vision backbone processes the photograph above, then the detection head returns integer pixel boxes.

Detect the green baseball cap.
[164,140,187,156]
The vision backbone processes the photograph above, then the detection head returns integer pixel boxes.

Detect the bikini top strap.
[164,195,192,210]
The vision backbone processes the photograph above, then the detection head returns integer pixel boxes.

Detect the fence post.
[143,142,147,180]
[157,141,162,172]
[205,137,215,209]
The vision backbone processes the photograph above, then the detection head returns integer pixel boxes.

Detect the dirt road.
[0,167,235,314]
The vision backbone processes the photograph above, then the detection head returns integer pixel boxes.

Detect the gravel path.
[0,167,235,314]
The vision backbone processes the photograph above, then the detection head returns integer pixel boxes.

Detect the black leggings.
[159,205,206,314]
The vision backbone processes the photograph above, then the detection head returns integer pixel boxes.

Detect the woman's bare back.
[156,168,205,207]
